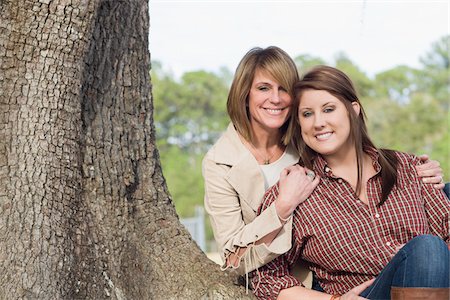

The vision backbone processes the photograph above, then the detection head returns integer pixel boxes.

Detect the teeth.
[316,132,332,140]
[265,108,283,114]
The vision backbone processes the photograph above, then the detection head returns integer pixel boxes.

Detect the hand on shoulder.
[275,164,320,219]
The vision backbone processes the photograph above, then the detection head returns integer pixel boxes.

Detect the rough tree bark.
[0,0,253,299]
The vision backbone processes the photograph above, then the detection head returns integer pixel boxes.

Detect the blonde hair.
[227,46,299,145]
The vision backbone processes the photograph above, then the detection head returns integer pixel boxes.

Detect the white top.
[260,146,299,190]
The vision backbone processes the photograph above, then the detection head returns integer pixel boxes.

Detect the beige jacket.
[203,123,312,287]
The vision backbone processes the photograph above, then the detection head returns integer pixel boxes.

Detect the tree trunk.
[0,0,253,298]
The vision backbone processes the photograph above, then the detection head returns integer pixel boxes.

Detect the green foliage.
[294,54,326,75]
[151,36,449,245]
[418,35,450,109]
[158,145,205,217]
[152,66,230,154]
[374,65,418,102]
[334,53,374,98]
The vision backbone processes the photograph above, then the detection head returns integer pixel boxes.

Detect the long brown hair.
[227,46,299,145]
[289,65,397,205]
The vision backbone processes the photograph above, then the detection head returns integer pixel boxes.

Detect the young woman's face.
[247,69,292,135]
[298,89,359,158]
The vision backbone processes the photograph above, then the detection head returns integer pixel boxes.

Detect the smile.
[264,108,286,115]
[315,132,333,141]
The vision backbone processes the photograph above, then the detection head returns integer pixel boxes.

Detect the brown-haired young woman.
[252,66,449,300]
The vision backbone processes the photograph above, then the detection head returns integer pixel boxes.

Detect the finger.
[280,168,289,179]
[418,154,430,163]
[303,167,314,178]
[433,183,445,190]
[351,278,375,294]
[294,165,305,172]
[417,168,442,178]
[416,160,440,171]
[422,175,444,184]
[311,175,321,187]
[283,165,296,172]
[284,164,302,175]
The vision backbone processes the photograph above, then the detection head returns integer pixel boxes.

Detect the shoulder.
[392,150,421,167]
[203,123,248,165]
[387,150,422,185]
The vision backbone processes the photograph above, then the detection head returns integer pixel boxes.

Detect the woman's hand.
[339,278,375,300]
[416,154,445,189]
[275,165,320,220]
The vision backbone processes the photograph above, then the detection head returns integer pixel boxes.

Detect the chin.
[267,122,287,130]
[309,146,334,156]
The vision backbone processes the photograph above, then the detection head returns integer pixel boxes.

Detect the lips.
[315,132,333,141]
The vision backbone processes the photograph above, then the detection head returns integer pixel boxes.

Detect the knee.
[406,235,447,256]
[407,234,445,250]
[405,235,449,272]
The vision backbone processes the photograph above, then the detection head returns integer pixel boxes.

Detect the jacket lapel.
[213,124,265,212]
[226,151,265,212]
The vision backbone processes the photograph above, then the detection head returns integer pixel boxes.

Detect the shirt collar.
[313,147,382,178]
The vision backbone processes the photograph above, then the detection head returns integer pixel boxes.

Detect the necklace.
[248,141,279,165]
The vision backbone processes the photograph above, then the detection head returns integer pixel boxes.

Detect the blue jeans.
[360,235,449,299]
[444,182,450,199]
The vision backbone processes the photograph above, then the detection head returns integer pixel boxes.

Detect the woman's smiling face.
[247,68,292,134]
[298,89,359,158]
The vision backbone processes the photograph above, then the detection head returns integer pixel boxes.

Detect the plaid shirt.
[251,149,450,299]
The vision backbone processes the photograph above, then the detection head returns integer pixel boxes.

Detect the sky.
[148,1,449,78]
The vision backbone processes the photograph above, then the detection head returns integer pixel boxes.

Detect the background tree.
[0,1,251,298]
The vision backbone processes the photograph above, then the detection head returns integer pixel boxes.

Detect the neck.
[324,146,358,172]
[250,126,282,149]
[323,146,374,193]
[243,126,285,165]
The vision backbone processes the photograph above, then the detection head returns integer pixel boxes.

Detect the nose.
[270,90,281,104]
[313,112,326,128]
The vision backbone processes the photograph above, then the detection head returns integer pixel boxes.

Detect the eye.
[324,106,335,113]
[279,86,288,92]
[257,85,269,91]
[301,111,312,118]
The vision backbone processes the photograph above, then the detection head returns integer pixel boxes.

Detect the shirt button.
[338,179,343,183]
[325,167,331,172]
[375,213,380,218]
[386,242,391,246]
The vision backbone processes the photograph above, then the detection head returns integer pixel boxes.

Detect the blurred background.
[149,1,449,254]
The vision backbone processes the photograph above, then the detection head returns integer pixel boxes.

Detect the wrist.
[274,199,292,222]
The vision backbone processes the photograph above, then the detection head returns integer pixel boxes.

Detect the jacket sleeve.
[251,231,303,300]
[202,154,293,274]
[250,184,303,299]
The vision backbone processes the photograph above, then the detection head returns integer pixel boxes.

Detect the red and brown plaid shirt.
[251,149,449,299]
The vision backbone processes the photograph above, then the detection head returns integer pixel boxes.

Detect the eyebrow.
[299,101,336,110]
[254,81,272,85]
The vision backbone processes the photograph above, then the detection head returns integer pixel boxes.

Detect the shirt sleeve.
[410,155,450,243]
[251,250,302,300]
[251,184,303,299]
[202,155,292,274]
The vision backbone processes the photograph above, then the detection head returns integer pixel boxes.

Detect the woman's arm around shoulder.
[400,152,449,243]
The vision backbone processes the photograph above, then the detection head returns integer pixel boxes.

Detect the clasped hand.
[275,164,320,220]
